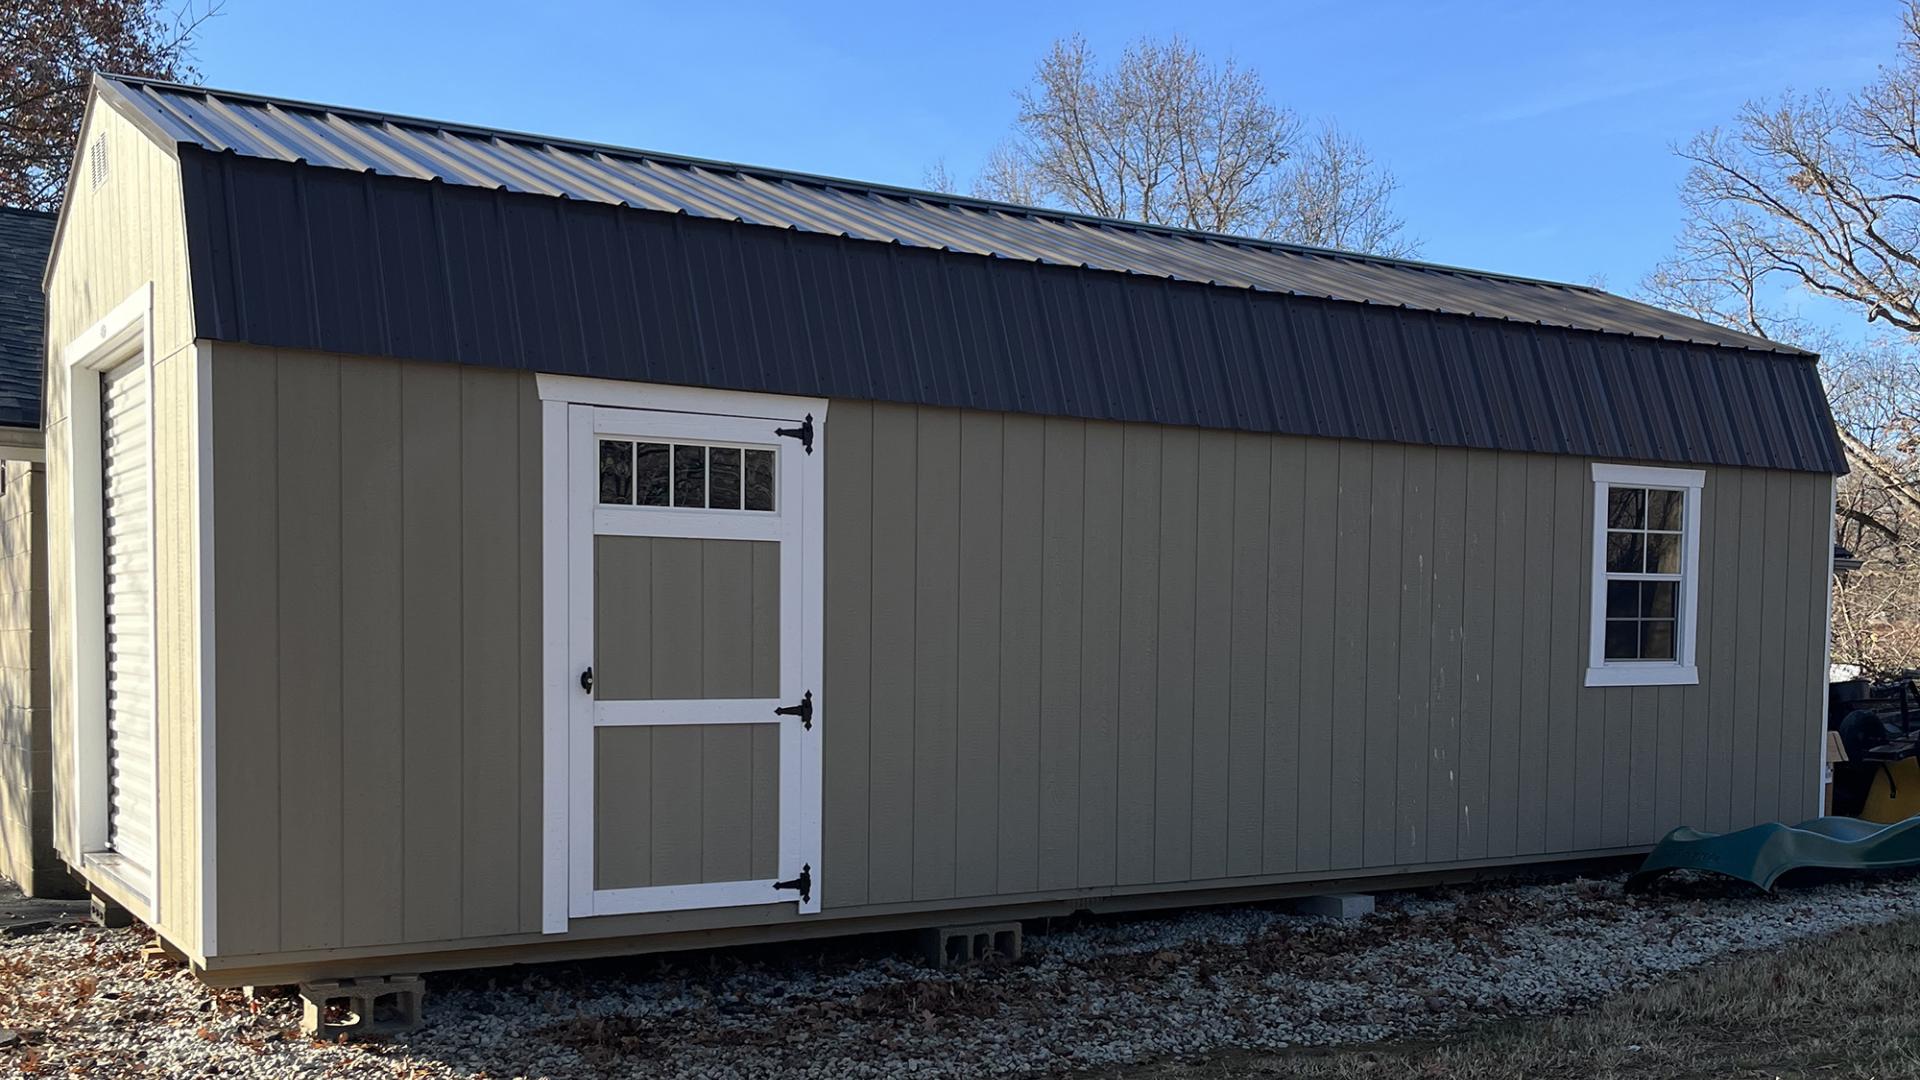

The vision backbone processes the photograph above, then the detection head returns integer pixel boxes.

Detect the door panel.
[593,536,780,701]
[569,402,820,918]
[593,724,780,889]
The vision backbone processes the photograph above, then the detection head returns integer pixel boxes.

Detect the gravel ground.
[7,868,1920,1078]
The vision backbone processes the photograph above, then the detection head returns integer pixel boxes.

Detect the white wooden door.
[100,357,156,882]
[566,403,822,917]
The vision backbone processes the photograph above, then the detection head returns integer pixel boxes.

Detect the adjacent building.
[0,206,63,897]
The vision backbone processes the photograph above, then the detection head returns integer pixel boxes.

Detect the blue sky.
[190,0,1896,299]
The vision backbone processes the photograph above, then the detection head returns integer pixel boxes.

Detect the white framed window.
[1586,463,1704,687]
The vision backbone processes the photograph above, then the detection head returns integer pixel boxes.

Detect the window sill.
[1585,664,1698,688]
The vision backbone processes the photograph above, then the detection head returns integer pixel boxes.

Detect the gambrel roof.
[89,74,1847,473]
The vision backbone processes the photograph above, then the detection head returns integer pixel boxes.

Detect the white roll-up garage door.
[102,358,154,880]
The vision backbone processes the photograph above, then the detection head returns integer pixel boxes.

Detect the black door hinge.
[774,863,812,903]
[774,690,813,730]
[774,413,814,454]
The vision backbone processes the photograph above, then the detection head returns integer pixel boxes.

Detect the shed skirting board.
[187,845,1653,986]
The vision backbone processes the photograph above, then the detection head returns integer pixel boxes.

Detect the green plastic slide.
[1631,816,1920,891]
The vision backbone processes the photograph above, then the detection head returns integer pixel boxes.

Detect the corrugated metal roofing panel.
[176,149,1847,472]
[0,207,53,430]
[99,73,1806,356]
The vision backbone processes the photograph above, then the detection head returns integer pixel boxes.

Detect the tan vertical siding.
[912,410,959,901]
[819,403,872,909]
[210,344,541,955]
[44,98,200,952]
[820,402,1835,908]
[1423,452,1467,862]
[1038,418,1086,892]
[954,412,1005,897]
[1079,422,1125,886]
[153,351,198,945]
[339,358,405,945]
[996,417,1042,894]
[276,355,342,950]
[1261,437,1306,874]
[202,378,1833,971]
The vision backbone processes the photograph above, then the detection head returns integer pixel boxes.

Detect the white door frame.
[60,283,160,913]
[537,375,826,933]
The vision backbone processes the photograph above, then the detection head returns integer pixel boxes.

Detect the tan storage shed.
[41,75,1845,987]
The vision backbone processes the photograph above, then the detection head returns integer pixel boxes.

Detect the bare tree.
[972,141,1041,208]
[965,34,1416,255]
[1,0,217,212]
[921,157,958,195]
[1643,1,1920,676]
[1267,124,1416,258]
[1650,1,1920,336]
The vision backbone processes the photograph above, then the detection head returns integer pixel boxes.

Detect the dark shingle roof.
[95,73,1798,357]
[0,207,52,431]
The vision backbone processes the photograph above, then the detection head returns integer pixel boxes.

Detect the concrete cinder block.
[921,921,1023,969]
[300,974,425,1039]
[1288,893,1375,919]
[89,891,132,928]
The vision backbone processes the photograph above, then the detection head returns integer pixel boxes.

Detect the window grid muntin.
[1601,483,1685,663]
[597,438,776,512]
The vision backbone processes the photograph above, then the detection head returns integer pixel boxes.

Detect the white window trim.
[537,375,827,934]
[1586,462,1704,688]
[60,282,159,916]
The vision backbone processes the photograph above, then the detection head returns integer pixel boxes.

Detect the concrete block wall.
[0,460,71,897]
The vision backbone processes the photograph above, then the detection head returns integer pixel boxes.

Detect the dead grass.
[1099,916,1920,1080]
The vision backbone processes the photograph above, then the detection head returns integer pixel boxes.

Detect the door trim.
[537,377,827,934]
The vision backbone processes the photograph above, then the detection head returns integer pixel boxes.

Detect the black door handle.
[580,666,594,693]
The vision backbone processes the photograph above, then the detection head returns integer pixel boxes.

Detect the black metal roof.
[0,207,52,431]
[102,75,1845,473]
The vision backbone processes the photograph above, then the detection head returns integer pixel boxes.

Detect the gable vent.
[89,134,109,190]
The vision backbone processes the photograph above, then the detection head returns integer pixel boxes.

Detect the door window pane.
[635,442,669,506]
[710,447,742,509]
[673,444,707,508]
[744,449,775,511]
[599,440,633,505]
